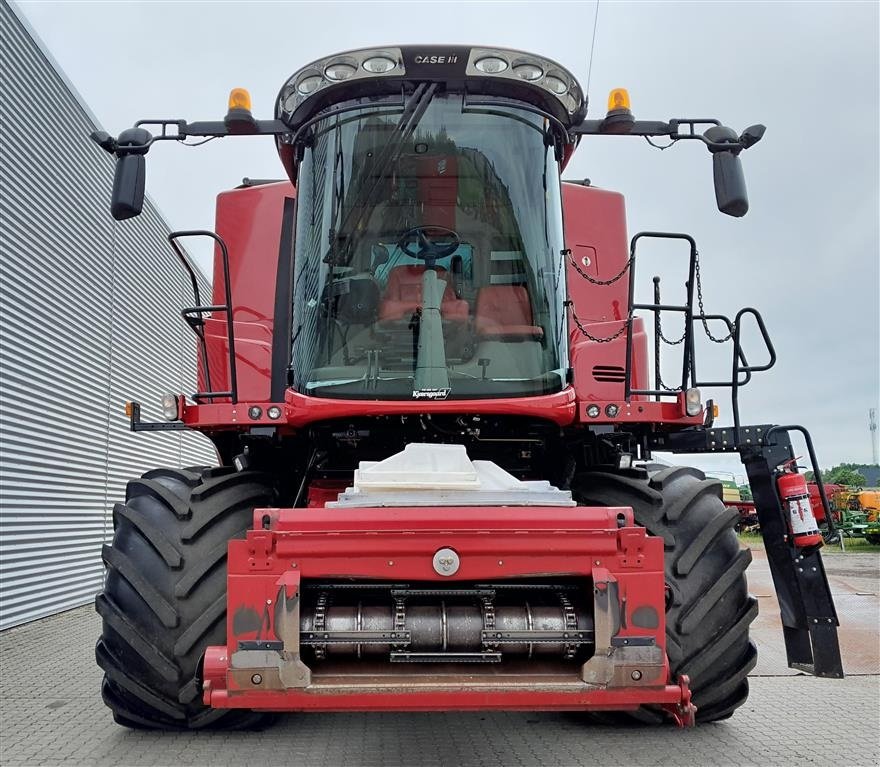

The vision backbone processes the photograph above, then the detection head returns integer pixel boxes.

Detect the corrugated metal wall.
[0,1,217,630]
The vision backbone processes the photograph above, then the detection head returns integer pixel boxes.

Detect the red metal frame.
[179,393,703,430]
[201,505,695,725]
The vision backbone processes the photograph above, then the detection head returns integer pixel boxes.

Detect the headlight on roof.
[474,55,509,74]
[543,75,568,95]
[512,62,543,81]
[362,55,397,73]
[324,60,357,81]
[296,73,324,95]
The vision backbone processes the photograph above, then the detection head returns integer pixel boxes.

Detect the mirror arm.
[180,118,289,137]
[573,116,763,154]
[91,118,292,157]
[574,119,675,136]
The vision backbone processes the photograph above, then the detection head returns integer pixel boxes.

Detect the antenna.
[870,407,878,465]
[585,0,601,109]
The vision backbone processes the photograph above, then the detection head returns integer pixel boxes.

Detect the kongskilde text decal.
[412,387,452,400]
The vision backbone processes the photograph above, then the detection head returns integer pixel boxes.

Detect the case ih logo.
[414,54,459,64]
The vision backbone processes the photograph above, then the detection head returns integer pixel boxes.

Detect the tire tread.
[572,465,757,723]
[96,467,275,730]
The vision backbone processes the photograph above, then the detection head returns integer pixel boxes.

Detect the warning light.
[225,87,258,134]
[607,88,631,113]
[228,88,252,112]
[713,403,720,419]
[124,402,133,417]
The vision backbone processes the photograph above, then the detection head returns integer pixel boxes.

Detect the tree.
[823,465,866,487]
[738,484,753,500]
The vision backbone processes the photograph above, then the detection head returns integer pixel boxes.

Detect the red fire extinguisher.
[776,459,823,548]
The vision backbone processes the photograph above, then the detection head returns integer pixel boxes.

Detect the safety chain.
[568,303,631,344]
[567,245,733,358]
[480,595,497,652]
[313,592,328,660]
[694,251,735,343]
[565,247,635,344]
[656,315,687,346]
[653,332,680,393]
[559,593,579,660]
[566,249,633,287]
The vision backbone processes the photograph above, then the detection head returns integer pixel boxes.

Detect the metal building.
[0,1,216,629]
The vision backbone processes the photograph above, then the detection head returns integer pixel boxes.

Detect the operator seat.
[474,285,544,339]
[379,265,469,322]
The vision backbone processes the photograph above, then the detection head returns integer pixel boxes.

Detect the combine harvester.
[90,45,843,729]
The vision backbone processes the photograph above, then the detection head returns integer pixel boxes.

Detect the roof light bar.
[276,45,586,130]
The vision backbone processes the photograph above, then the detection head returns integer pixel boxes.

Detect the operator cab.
[283,48,580,400]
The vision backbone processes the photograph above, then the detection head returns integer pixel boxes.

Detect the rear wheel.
[572,465,758,723]
[95,466,276,729]
[865,533,880,545]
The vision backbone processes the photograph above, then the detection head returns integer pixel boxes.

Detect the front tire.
[572,466,758,723]
[95,466,276,729]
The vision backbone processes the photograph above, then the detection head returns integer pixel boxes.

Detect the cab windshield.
[290,92,568,400]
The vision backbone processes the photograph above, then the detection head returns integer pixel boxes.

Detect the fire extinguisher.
[776,459,823,548]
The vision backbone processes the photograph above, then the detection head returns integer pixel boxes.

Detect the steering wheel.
[398,225,461,263]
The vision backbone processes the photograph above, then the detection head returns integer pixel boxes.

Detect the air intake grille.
[592,365,626,383]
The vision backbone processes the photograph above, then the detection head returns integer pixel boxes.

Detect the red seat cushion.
[475,285,544,339]
[379,265,469,321]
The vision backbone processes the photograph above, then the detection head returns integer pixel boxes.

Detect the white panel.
[0,2,217,630]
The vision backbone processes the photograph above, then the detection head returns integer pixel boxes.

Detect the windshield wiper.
[328,83,438,263]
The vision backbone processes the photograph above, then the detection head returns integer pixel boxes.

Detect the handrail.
[167,230,239,404]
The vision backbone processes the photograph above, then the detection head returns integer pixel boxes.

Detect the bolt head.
[631,669,642,680]
[251,674,262,685]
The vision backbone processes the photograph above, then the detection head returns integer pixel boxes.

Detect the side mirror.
[109,128,152,221]
[111,154,146,220]
[704,126,749,218]
[712,151,748,218]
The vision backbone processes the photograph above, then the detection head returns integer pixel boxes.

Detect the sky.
[13,0,879,479]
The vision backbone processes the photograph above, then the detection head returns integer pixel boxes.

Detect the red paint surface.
[184,171,703,429]
[202,505,688,716]
[203,181,294,402]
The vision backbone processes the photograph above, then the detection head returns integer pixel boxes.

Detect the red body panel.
[201,505,692,721]
[186,177,697,428]
[562,184,631,325]
[563,183,651,404]
[204,181,294,402]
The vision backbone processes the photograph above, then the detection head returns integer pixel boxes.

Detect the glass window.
[290,93,568,400]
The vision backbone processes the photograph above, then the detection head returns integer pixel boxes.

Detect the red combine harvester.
[91,45,842,730]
